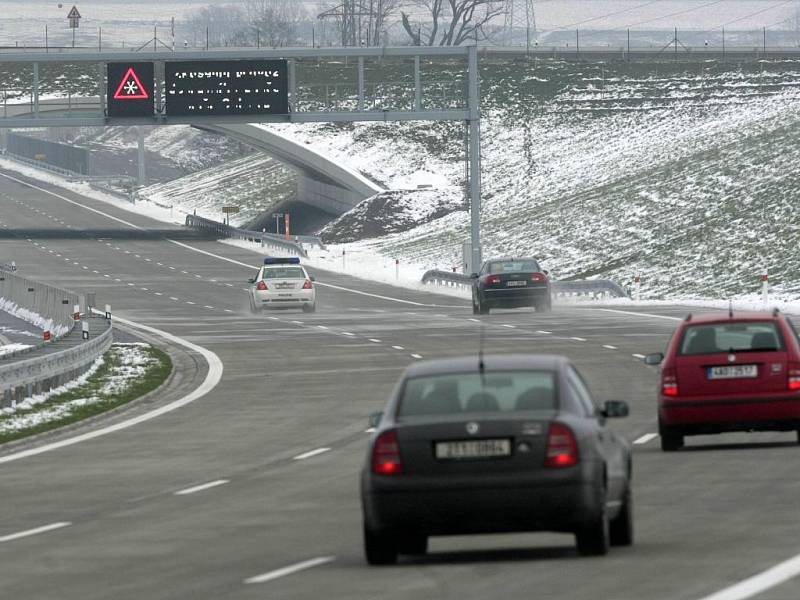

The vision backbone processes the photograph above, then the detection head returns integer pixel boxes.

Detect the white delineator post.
[104,304,112,320]
[761,268,769,306]
[342,249,346,270]
[73,304,81,322]
[634,275,641,302]
[395,259,399,281]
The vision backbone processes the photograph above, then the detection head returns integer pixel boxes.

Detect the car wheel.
[248,296,258,314]
[398,534,428,556]
[659,422,683,452]
[364,525,398,565]
[609,487,633,546]
[575,506,610,556]
[302,303,316,313]
[479,300,490,315]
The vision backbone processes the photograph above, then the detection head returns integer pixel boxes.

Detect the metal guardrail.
[184,214,316,257]
[420,269,629,299]
[1,319,112,405]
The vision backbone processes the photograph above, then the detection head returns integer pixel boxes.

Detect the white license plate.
[506,281,527,287]
[435,439,511,460]
[707,365,758,379]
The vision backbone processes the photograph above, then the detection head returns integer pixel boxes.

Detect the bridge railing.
[184,214,315,257]
[420,269,629,299]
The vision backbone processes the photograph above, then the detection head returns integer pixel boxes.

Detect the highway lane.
[1,169,800,599]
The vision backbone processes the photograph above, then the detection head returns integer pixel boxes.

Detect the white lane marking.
[342,332,355,336]
[174,479,230,496]
[468,318,481,323]
[157,262,163,266]
[141,288,149,291]
[536,330,552,334]
[602,344,618,350]
[392,345,405,350]
[244,556,335,585]
[225,283,234,287]
[92,270,99,274]
[0,522,72,543]
[502,324,516,329]
[204,305,214,309]
[169,266,176,270]
[293,447,331,461]
[369,339,381,343]
[0,311,223,465]
[570,337,587,342]
[186,301,195,305]
[291,320,304,324]
[154,292,163,296]
[268,316,279,321]
[595,308,682,322]
[224,309,234,313]
[170,297,179,301]
[696,552,800,600]
[632,353,646,359]
[411,354,423,359]
[103,274,110,278]
[317,325,328,330]
[633,433,659,445]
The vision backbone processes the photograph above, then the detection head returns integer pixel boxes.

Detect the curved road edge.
[0,312,224,465]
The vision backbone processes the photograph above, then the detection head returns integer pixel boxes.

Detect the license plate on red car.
[707,365,758,379]
[506,281,526,287]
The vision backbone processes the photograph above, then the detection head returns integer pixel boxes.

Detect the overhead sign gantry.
[0,46,484,272]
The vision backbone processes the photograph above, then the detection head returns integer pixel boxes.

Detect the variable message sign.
[165,60,289,117]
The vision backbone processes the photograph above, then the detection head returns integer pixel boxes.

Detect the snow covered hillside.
[271,59,800,300]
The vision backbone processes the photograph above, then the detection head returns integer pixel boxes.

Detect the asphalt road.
[0,167,798,600]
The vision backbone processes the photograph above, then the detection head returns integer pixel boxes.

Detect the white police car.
[248,257,316,313]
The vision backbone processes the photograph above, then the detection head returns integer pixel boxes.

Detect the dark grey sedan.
[360,354,632,564]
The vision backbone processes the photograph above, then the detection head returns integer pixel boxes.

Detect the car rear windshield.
[487,260,541,274]
[262,267,306,279]
[679,321,786,355]
[397,370,557,418]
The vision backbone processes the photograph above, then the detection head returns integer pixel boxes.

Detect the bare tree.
[187,4,249,47]
[246,0,307,47]
[401,0,505,46]
[317,0,402,46]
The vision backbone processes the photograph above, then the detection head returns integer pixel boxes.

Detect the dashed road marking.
[411,354,423,359]
[392,345,405,350]
[634,433,658,445]
[632,353,646,359]
[0,522,72,543]
[570,337,587,342]
[244,556,335,585]
[602,344,618,350]
[536,330,552,334]
[174,479,229,496]
[292,447,331,461]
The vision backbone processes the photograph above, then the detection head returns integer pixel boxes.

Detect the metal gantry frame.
[0,46,483,269]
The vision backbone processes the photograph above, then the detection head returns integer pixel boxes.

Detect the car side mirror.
[470,273,479,279]
[602,400,629,418]
[247,278,255,284]
[368,411,383,429]
[644,352,664,366]
[310,276,316,282]
[543,270,549,275]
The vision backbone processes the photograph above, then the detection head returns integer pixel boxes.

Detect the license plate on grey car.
[506,281,526,287]
[435,439,511,460]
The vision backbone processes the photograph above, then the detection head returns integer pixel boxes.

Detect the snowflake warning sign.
[113,68,149,100]
[107,62,154,119]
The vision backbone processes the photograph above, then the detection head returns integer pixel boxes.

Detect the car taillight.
[789,363,800,391]
[256,281,268,291]
[484,275,501,285]
[531,272,546,282]
[545,423,579,468]
[662,367,679,397]
[371,430,403,476]
[302,280,313,290]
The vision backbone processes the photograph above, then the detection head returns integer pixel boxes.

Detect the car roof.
[484,257,539,263]
[681,311,783,325]
[402,354,568,378]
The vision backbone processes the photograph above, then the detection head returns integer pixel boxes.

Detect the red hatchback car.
[645,310,800,451]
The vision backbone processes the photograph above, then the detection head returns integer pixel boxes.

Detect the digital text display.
[165,60,289,117]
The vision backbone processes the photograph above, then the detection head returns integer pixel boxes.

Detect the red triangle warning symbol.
[113,68,149,100]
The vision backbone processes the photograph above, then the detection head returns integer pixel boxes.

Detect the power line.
[719,0,794,27]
